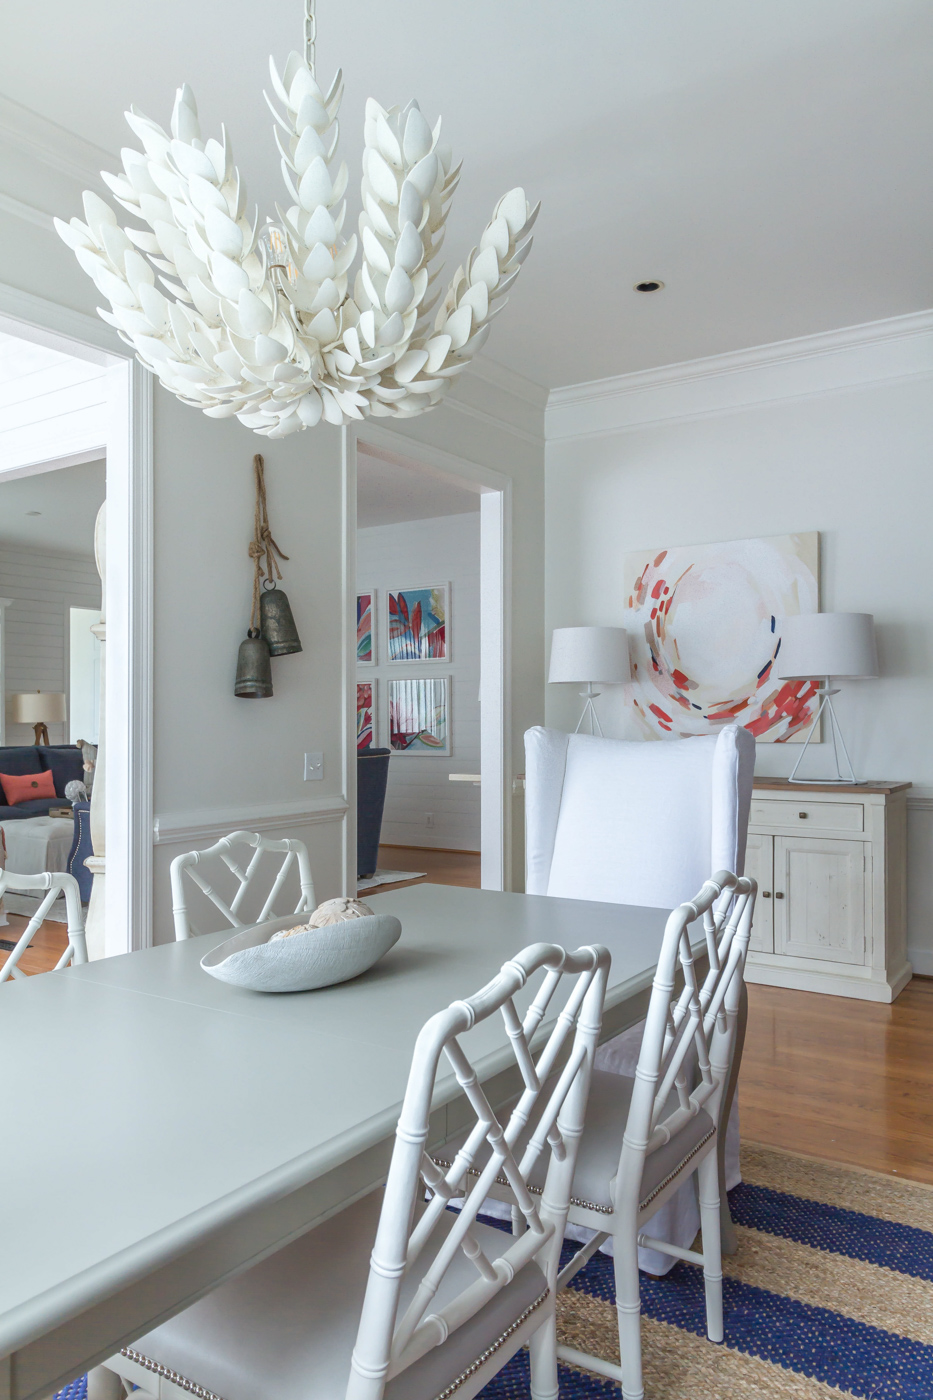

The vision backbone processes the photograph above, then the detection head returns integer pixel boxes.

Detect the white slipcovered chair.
[524,721,755,1272]
[169,830,316,940]
[0,869,88,981]
[91,940,610,1400]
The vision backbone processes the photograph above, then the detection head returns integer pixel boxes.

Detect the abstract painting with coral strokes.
[624,532,820,742]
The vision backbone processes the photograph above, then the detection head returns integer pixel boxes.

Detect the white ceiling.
[2,0,930,387]
[357,447,479,528]
[0,458,105,555]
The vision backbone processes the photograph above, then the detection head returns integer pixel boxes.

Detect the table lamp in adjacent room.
[548,626,630,736]
[9,690,67,745]
[777,613,878,783]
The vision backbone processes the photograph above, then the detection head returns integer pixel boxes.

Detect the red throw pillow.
[0,769,56,806]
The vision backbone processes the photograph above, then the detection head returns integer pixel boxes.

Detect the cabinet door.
[743,833,774,952]
[773,837,867,965]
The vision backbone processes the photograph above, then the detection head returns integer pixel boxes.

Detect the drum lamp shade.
[548,627,631,685]
[777,614,878,681]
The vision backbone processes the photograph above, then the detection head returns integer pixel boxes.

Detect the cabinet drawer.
[750,799,863,834]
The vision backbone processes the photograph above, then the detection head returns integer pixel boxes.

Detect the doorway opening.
[0,305,152,959]
[352,431,510,892]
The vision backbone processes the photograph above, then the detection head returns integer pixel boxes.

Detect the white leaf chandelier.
[55,0,538,436]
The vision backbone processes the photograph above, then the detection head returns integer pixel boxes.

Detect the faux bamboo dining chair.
[0,869,88,981]
[556,872,757,1399]
[524,721,755,1270]
[169,829,316,940]
[91,939,610,1400]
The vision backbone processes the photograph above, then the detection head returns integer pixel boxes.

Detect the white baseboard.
[907,946,933,977]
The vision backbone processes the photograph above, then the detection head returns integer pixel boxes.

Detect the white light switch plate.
[304,752,323,780]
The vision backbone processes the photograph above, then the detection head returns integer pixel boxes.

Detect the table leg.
[718,982,747,1256]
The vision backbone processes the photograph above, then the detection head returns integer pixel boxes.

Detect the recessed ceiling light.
[634,280,664,292]
[25,510,41,516]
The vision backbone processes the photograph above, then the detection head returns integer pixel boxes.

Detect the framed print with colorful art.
[387,584,448,662]
[624,531,820,742]
[357,591,374,665]
[357,680,375,751]
[387,676,450,755]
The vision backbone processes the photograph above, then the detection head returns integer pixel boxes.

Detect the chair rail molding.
[545,309,933,442]
[153,796,350,847]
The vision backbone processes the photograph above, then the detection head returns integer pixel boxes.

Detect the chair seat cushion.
[126,1189,548,1400]
[434,1069,715,1217]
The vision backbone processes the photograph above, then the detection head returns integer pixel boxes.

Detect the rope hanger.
[248,454,289,633]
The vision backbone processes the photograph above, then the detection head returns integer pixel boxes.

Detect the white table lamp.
[548,626,630,736]
[777,613,877,783]
[9,690,67,746]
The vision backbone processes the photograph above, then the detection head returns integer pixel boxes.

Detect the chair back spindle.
[346,940,610,1399]
[169,830,316,940]
[0,869,88,981]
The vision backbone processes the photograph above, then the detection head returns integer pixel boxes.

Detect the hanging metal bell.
[234,628,273,698]
[260,585,303,656]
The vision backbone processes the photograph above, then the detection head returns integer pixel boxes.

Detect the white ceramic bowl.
[199,912,402,993]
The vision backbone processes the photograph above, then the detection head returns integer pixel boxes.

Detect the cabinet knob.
[798,811,808,819]
[762,890,772,898]
[775,891,785,899]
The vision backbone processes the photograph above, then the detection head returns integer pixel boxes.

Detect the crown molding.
[467,354,549,410]
[0,191,54,231]
[0,93,114,191]
[153,795,349,846]
[546,310,933,442]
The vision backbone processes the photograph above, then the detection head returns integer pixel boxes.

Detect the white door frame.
[351,421,512,890]
[0,282,154,952]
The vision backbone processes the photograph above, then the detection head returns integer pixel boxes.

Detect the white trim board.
[0,92,114,191]
[545,309,933,442]
[153,796,349,847]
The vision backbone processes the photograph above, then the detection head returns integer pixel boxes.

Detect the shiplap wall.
[0,544,101,745]
[358,511,481,852]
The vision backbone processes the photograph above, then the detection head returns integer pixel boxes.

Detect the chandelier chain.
[304,0,316,78]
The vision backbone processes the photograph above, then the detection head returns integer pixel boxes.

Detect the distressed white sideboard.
[744,778,911,1002]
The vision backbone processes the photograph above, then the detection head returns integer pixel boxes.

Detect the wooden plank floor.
[6,847,932,1189]
[741,977,933,1184]
[0,914,69,976]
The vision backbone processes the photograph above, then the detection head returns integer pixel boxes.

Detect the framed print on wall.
[387,584,448,662]
[357,680,376,751]
[357,591,375,665]
[387,676,450,755]
[624,530,820,742]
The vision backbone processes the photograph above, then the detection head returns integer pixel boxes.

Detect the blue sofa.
[0,745,85,821]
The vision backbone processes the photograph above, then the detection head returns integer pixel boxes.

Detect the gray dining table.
[1,882,681,1400]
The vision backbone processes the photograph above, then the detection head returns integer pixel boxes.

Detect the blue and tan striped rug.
[481,1143,933,1399]
[55,1144,932,1400]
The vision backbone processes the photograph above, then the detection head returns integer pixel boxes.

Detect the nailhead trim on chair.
[431,1157,614,1216]
[637,1127,716,1211]
[122,1292,550,1400]
[430,1288,550,1399]
[121,1348,226,1400]
[434,1125,716,1219]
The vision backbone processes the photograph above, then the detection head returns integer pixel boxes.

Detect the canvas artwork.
[388,677,450,755]
[624,531,820,742]
[357,592,374,664]
[357,680,375,751]
[388,585,448,662]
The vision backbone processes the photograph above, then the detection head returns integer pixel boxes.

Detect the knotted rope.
[249,454,289,632]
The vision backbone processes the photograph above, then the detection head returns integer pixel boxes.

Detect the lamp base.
[574,685,603,737]
[788,687,859,784]
[32,722,50,746]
